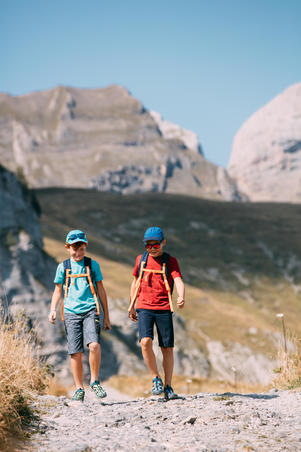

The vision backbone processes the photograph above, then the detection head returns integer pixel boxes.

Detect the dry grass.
[0,315,50,448]
[46,378,69,397]
[273,334,301,390]
[106,374,268,398]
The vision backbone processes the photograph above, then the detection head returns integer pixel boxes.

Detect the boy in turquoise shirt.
[49,230,110,401]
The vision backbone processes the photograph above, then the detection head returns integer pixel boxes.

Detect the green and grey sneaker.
[71,388,85,401]
[152,376,164,395]
[90,380,107,399]
[164,385,178,400]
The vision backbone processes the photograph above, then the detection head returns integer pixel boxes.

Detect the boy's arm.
[128,277,138,322]
[174,276,185,309]
[48,284,63,323]
[96,280,111,330]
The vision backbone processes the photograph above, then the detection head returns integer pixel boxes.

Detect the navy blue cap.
[143,226,164,243]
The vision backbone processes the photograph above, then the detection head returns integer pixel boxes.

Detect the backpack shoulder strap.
[161,252,174,293]
[63,259,71,287]
[161,252,170,279]
[61,259,71,322]
[138,251,149,277]
[63,258,71,270]
[84,256,96,280]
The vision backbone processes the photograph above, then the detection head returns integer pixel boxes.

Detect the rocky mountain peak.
[149,110,203,154]
[228,82,301,202]
[0,85,241,201]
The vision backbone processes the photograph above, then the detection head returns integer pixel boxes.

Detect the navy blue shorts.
[137,309,174,348]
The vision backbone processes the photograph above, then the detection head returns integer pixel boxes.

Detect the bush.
[274,334,301,390]
[0,315,49,448]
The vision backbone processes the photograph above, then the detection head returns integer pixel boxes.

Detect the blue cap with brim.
[143,226,164,243]
[66,229,88,245]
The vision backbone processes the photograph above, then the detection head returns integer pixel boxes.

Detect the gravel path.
[29,388,301,451]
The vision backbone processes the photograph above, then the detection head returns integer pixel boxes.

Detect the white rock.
[150,110,202,154]
[228,82,301,202]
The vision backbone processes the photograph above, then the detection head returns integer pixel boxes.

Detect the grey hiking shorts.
[64,309,101,355]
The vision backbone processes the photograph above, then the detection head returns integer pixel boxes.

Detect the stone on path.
[30,389,301,451]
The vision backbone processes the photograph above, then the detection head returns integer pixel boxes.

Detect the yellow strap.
[142,268,165,274]
[162,263,174,312]
[86,266,100,316]
[61,266,100,321]
[61,269,70,321]
[128,261,145,312]
[128,261,174,312]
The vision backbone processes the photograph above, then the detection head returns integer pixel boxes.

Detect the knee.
[70,352,82,360]
[89,342,100,353]
[161,346,173,355]
[140,337,153,350]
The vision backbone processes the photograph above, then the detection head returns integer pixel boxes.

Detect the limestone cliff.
[228,83,301,202]
[0,85,241,201]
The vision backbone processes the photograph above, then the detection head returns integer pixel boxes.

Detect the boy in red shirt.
[128,226,185,399]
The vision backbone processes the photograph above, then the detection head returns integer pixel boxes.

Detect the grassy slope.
[35,188,301,358]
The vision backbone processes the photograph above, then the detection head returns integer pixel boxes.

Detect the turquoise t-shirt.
[54,258,103,314]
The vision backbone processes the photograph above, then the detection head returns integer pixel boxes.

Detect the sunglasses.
[67,232,86,242]
[145,242,161,250]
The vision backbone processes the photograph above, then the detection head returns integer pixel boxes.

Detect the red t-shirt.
[133,254,182,310]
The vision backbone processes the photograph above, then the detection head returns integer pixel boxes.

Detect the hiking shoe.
[164,385,178,400]
[152,376,164,395]
[71,388,85,401]
[90,381,107,399]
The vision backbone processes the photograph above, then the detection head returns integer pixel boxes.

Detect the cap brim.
[143,237,162,242]
[67,238,88,244]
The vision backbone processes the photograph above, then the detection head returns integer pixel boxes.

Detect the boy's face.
[145,239,166,258]
[66,242,87,261]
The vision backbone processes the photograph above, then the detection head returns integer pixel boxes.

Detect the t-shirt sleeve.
[92,260,103,281]
[169,256,182,280]
[133,255,142,277]
[54,263,64,284]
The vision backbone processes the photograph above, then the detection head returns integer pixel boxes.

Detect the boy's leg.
[140,337,160,378]
[161,347,174,387]
[84,310,102,382]
[88,342,101,383]
[70,352,84,388]
[84,311,107,398]
[64,313,85,390]
[155,311,174,386]
[138,310,160,378]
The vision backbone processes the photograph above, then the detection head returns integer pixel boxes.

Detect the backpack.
[138,251,174,294]
[128,251,174,313]
[63,256,95,288]
[61,257,99,321]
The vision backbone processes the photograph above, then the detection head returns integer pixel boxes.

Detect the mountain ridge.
[0,84,242,200]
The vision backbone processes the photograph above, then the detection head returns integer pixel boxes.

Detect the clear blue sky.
[1,0,300,167]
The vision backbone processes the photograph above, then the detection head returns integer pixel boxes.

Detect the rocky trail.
[29,388,301,451]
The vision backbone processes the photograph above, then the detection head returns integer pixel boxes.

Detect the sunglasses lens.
[145,242,161,249]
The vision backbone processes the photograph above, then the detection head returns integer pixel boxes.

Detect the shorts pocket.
[94,314,101,334]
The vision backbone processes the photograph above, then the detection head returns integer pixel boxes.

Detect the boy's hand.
[128,307,138,322]
[103,316,111,330]
[48,310,57,323]
[177,297,185,309]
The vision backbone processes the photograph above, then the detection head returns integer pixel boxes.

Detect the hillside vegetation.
[35,188,301,364]
[0,316,49,449]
